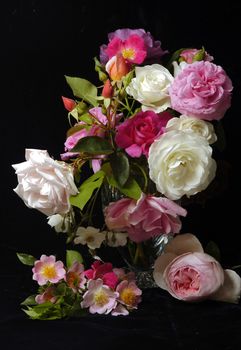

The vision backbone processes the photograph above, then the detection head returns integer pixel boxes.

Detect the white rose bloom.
[12,149,78,216]
[148,130,217,200]
[166,115,217,144]
[126,64,174,113]
[74,226,105,250]
[106,232,128,247]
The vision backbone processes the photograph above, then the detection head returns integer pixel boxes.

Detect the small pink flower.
[180,49,213,63]
[113,268,136,282]
[116,280,142,309]
[154,234,241,303]
[81,279,118,314]
[32,255,66,286]
[62,96,76,111]
[105,193,187,243]
[65,261,86,291]
[35,286,57,304]
[84,261,118,289]
[115,111,172,157]
[169,61,233,121]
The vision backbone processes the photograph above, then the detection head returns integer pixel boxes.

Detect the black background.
[1,1,241,349]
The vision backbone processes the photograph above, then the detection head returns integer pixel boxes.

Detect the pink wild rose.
[32,255,66,286]
[169,61,233,120]
[65,261,86,291]
[84,261,118,289]
[115,110,172,157]
[35,286,57,304]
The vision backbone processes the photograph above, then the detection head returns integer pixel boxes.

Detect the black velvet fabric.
[1,1,241,349]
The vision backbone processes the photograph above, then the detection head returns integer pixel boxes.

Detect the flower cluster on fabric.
[19,252,142,320]
[12,28,239,311]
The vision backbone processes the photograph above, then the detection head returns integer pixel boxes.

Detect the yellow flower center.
[41,265,57,279]
[94,290,109,306]
[122,48,135,60]
[120,288,136,306]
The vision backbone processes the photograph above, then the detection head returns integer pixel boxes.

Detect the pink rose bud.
[102,79,113,98]
[62,96,77,111]
[106,54,130,81]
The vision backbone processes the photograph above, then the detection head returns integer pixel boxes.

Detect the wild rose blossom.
[115,110,172,157]
[169,61,233,120]
[32,255,66,286]
[12,149,78,216]
[105,193,187,243]
[154,234,241,303]
[84,261,118,289]
[35,286,57,304]
[65,261,86,291]
[100,28,167,65]
[116,280,142,310]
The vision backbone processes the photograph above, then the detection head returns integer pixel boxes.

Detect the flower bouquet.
[12,28,241,319]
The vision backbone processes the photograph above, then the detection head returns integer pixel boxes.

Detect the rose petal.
[164,233,204,255]
[153,252,177,290]
[211,269,241,304]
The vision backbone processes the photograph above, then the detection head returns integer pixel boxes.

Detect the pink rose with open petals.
[154,234,241,303]
[105,193,187,243]
[169,61,233,120]
[115,111,172,157]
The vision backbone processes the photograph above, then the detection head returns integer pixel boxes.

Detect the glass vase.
[101,183,173,289]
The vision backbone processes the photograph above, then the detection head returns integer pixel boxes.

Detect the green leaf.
[66,124,87,137]
[94,57,108,82]
[79,113,93,125]
[205,241,221,262]
[66,250,83,268]
[65,76,98,106]
[102,163,141,200]
[70,170,105,210]
[71,136,113,155]
[21,295,37,306]
[16,253,36,266]
[110,152,129,187]
[193,47,205,61]
[23,302,63,320]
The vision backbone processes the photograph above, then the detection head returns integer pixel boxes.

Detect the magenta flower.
[32,255,66,286]
[81,279,118,314]
[35,286,57,304]
[65,261,86,292]
[116,280,142,309]
[100,28,167,64]
[169,61,233,121]
[84,261,118,289]
[105,193,187,243]
[115,110,172,157]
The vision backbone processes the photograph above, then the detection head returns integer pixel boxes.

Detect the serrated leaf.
[65,76,98,106]
[70,170,105,210]
[110,152,129,187]
[17,253,36,266]
[21,295,37,306]
[71,136,113,155]
[66,250,83,268]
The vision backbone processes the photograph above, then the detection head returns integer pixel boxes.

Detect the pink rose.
[115,111,172,157]
[104,193,187,243]
[169,61,233,121]
[180,49,213,63]
[154,234,241,303]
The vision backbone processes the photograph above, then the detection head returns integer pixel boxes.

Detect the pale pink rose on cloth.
[104,193,187,243]
[115,110,172,157]
[153,234,241,303]
[169,61,233,121]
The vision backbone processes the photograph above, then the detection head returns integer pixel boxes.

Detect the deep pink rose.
[154,234,241,303]
[84,261,118,289]
[104,193,187,243]
[169,61,233,121]
[115,111,172,157]
[100,28,167,64]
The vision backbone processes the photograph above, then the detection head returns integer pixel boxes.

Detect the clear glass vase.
[101,183,173,289]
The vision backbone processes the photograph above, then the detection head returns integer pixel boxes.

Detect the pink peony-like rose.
[154,234,241,303]
[169,61,233,121]
[115,111,172,157]
[104,193,187,243]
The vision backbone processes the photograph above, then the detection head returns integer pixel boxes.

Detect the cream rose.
[12,149,78,216]
[148,131,216,200]
[166,115,217,144]
[126,64,174,113]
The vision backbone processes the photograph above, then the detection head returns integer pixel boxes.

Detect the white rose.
[126,64,174,113]
[12,149,78,216]
[166,115,217,144]
[148,131,217,200]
